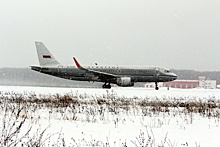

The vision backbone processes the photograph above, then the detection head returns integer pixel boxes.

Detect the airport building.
[163,80,199,89]
[145,75,217,89]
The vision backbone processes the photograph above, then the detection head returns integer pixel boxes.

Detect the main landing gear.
[155,82,159,90]
[102,83,111,89]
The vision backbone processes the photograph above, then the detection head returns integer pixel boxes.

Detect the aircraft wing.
[73,57,119,80]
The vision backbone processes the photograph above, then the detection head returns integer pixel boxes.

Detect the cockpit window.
[165,70,170,73]
[158,68,171,73]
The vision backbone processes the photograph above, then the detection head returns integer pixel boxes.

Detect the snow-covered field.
[1,85,220,99]
[0,86,220,146]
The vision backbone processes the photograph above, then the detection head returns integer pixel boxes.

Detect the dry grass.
[0,90,219,146]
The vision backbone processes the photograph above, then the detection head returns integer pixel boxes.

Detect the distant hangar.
[145,75,217,89]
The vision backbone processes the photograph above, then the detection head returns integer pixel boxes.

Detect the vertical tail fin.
[35,42,60,66]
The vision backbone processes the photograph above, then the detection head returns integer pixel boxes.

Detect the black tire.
[107,84,111,89]
[102,84,111,89]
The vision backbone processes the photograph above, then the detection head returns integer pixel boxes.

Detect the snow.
[1,85,220,99]
[0,86,220,146]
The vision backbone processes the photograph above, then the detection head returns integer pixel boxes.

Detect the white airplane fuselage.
[31,65,177,87]
[31,42,177,89]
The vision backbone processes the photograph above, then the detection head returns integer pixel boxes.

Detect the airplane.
[31,42,177,90]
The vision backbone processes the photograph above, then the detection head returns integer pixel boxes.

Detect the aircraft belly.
[135,76,156,82]
[158,76,173,82]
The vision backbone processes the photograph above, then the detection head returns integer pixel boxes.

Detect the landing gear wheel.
[155,82,159,90]
[102,84,106,88]
[102,83,111,89]
[106,84,111,89]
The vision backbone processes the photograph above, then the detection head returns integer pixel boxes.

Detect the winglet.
[73,57,81,68]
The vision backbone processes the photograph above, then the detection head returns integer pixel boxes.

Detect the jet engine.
[116,77,134,87]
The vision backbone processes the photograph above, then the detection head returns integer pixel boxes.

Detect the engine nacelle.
[116,77,134,87]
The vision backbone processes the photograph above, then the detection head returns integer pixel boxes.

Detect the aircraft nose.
[172,73,177,80]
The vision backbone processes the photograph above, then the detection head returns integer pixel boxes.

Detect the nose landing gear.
[155,82,159,90]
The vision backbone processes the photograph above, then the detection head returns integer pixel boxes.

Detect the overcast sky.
[0,0,220,71]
